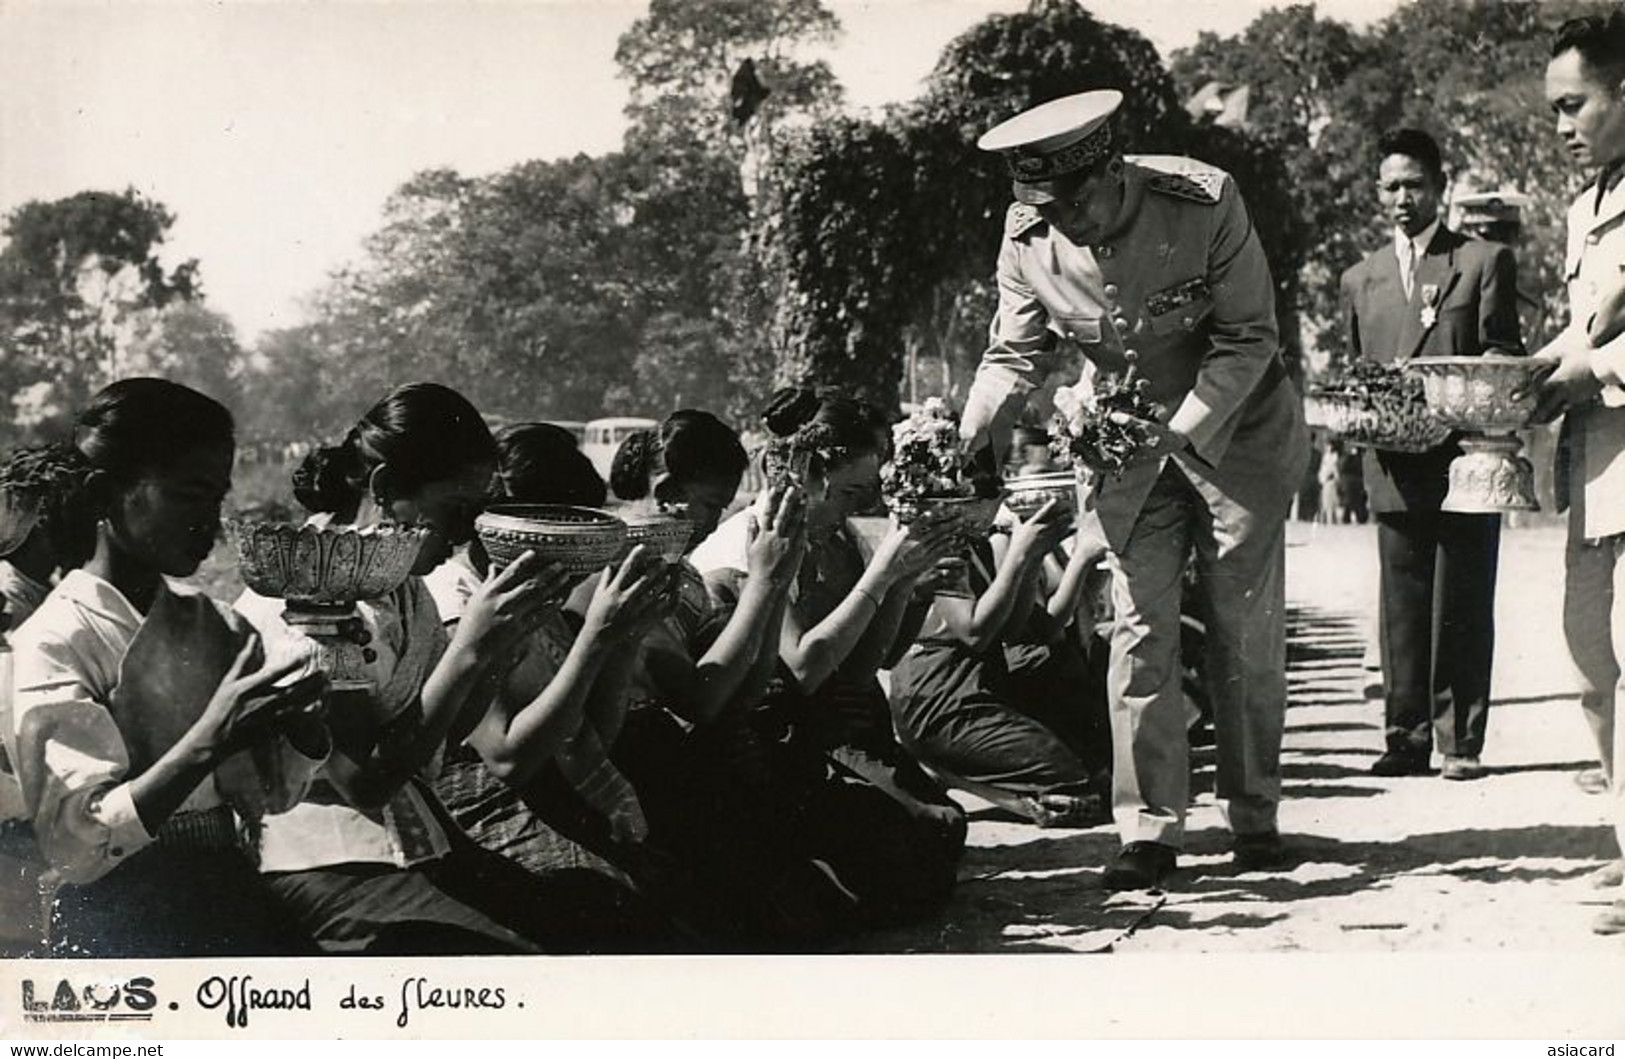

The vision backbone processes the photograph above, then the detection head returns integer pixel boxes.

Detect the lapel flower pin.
[1419,283,1441,330]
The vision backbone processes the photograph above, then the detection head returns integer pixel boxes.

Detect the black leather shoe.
[1370,750,1434,777]
[1102,841,1177,892]
[1231,829,1297,871]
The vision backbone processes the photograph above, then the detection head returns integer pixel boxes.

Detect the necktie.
[1399,239,1416,301]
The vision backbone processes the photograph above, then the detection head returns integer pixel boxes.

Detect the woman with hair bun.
[596,409,906,944]
[10,378,328,956]
[423,420,685,933]
[688,387,969,930]
[237,383,673,954]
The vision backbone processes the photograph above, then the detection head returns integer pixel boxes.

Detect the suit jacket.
[960,156,1309,551]
[1552,168,1625,539]
[1340,225,1523,513]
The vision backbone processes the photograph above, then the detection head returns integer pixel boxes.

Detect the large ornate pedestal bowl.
[228,520,428,691]
[1403,355,1544,513]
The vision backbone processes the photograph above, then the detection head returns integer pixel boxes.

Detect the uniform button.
[1103,283,1120,300]
[1097,245,1114,258]
[1113,317,1130,332]
[1182,316,1194,328]
[1587,233,1600,245]
[1124,349,1139,363]
[111,847,124,857]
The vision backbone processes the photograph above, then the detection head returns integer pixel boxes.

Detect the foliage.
[615,0,844,151]
[1172,0,1614,372]
[0,188,200,442]
[754,116,930,413]
[122,302,247,414]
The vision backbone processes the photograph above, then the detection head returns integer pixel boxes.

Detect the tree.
[1172,5,1392,373]
[1171,0,1613,371]
[0,188,199,440]
[239,323,366,445]
[123,302,247,413]
[754,117,934,412]
[615,0,844,154]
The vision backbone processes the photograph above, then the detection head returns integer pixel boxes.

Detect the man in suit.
[959,90,1309,890]
[1526,10,1625,932]
[1341,129,1524,782]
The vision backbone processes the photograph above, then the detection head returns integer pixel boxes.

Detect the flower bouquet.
[880,398,1002,598]
[1049,366,1165,477]
[1305,359,1449,453]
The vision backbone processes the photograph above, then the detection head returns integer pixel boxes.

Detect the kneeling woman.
[10,379,327,956]
[887,502,1114,826]
[689,389,969,928]
[235,383,671,954]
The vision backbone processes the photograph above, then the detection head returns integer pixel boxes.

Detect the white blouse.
[10,571,319,884]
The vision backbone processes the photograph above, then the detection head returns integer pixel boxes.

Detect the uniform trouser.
[1562,526,1625,854]
[1108,464,1288,848]
[1376,510,1500,758]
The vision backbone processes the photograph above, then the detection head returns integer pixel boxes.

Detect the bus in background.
[548,421,587,446]
[582,416,658,480]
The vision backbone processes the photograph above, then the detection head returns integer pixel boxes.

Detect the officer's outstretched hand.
[1107,412,1191,467]
[1522,347,1601,426]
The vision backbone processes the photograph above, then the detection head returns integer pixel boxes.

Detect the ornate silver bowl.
[888,493,1007,598]
[230,520,427,606]
[227,520,428,691]
[475,504,629,576]
[1404,356,1544,513]
[622,511,697,564]
[1004,471,1079,519]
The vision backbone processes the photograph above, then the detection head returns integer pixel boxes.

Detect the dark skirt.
[263,781,680,956]
[604,705,883,947]
[50,845,313,959]
[716,675,968,932]
[888,639,1112,802]
[434,750,632,881]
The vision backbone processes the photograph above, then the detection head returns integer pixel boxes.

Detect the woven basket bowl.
[475,504,629,576]
[623,511,697,564]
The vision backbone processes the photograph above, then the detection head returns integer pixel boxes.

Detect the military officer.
[960,90,1310,890]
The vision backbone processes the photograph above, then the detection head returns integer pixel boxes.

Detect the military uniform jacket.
[962,155,1308,549]
[1340,226,1523,513]
[1552,167,1625,539]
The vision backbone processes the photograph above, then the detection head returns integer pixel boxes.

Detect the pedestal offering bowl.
[229,520,428,691]
[1403,355,1545,513]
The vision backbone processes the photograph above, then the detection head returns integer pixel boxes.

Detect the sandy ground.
[855,520,1622,955]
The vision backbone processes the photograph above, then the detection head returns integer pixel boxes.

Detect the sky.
[0,0,1399,342]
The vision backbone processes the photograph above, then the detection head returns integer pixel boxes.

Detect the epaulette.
[1130,155,1228,205]
[1005,202,1046,240]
